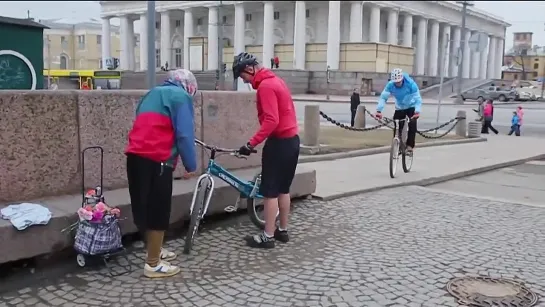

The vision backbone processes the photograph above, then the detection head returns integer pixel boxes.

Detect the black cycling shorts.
[126,154,173,231]
[259,135,301,198]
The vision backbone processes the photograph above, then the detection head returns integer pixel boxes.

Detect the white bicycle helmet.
[390,68,404,82]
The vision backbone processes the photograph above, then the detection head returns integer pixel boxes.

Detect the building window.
[175,48,182,68]
[156,21,160,29]
[156,49,161,68]
[197,18,203,26]
[61,36,68,49]
[305,9,310,18]
[534,63,539,69]
[274,11,280,20]
[514,74,518,80]
[99,58,103,69]
[77,35,86,49]
[222,16,227,24]
[534,72,538,78]
[60,54,68,69]
[245,13,252,22]
[175,20,181,27]
[97,35,102,45]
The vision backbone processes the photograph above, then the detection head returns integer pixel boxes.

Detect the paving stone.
[1,187,545,306]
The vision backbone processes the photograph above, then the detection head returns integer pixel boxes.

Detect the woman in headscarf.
[125,69,198,278]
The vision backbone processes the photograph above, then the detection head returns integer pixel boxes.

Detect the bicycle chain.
[319,111,391,131]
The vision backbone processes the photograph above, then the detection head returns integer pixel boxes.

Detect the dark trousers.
[350,108,357,127]
[481,120,498,134]
[393,108,417,148]
[508,125,521,136]
[260,135,300,198]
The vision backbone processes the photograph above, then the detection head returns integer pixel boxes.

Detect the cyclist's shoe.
[160,248,177,261]
[274,229,289,243]
[245,232,275,249]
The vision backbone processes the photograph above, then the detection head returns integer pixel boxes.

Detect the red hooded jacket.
[249,69,298,147]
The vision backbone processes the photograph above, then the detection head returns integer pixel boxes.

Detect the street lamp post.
[454,0,474,104]
[217,0,224,90]
[146,1,156,89]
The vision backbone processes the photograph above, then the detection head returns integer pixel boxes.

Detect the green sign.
[0,50,37,90]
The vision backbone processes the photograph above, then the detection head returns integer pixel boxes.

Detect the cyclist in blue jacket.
[375,68,422,153]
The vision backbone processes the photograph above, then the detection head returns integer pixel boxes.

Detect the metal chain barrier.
[317,108,466,140]
[319,111,391,132]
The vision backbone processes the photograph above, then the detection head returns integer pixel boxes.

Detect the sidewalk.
[304,135,545,200]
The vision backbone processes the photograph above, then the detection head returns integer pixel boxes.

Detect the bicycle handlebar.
[194,139,258,156]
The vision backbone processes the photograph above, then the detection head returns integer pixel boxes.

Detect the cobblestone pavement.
[1,186,545,307]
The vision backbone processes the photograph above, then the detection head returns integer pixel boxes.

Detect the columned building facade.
[99,1,509,79]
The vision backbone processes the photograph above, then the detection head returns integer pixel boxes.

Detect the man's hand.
[238,143,254,156]
[183,171,197,179]
[412,112,420,120]
[374,111,383,119]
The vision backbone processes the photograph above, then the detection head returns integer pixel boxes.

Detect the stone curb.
[314,153,545,201]
[299,137,486,164]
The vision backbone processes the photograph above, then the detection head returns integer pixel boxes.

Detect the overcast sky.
[2,1,544,49]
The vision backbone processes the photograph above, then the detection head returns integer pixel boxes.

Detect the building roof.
[39,17,119,31]
[0,15,49,29]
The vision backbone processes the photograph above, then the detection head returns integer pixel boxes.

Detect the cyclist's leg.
[393,109,405,139]
[405,107,417,149]
[276,135,301,241]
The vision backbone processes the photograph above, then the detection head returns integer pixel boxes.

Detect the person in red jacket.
[232,52,300,249]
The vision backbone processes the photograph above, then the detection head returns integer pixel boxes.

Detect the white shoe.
[144,261,181,278]
[160,248,177,261]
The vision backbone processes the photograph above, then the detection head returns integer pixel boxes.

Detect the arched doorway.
[172,36,183,68]
[59,54,69,69]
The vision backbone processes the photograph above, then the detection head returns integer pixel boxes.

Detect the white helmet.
[390,68,404,82]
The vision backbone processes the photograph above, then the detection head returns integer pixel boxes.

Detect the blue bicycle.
[183,139,277,254]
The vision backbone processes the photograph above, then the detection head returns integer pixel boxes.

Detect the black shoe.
[274,229,289,243]
[245,233,275,249]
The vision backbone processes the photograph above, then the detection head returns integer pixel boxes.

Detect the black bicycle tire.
[183,178,209,255]
[389,138,399,178]
[402,149,412,173]
[247,197,266,230]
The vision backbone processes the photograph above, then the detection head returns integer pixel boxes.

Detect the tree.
[508,47,529,80]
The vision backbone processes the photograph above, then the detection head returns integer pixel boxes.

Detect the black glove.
[238,143,254,156]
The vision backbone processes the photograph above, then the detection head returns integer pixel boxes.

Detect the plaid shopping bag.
[74,218,123,255]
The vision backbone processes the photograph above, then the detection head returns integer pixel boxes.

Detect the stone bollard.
[455,110,467,137]
[354,105,366,128]
[303,104,320,146]
[467,121,482,138]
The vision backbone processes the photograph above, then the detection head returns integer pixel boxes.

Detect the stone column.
[416,17,427,75]
[207,7,219,70]
[101,17,111,68]
[387,9,398,45]
[183,9,194,69]
[369,5,380,43]
[349,1,363,42]
[160,11,171,68]
[119,15,130,70]
[293,1,306,70]
[479,36,488,79]
[470,32,480,78]
[487,36,496,79]
[462,30,471,78]
[263,2,275,65]
[127,19,135,70]
[442,24,451,77]
[495,38,504,79]
[139,14,148,71]
[450,26,461,77]
[428,20,439,76]
[234,3,246,55]
[326,1,341,70]
[402,14,412,47]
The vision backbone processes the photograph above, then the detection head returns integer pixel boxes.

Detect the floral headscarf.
[165,69,198,96]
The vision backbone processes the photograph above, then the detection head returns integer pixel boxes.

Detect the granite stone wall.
[0,90,259,203]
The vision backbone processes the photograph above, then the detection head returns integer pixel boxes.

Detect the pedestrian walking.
[481,99,498,134]
[350,88,361,127]
[516,105,524,135]
[508,111,521,136]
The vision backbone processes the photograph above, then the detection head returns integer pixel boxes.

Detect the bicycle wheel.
[402,147,413,173]
[183,177,210,255]
[389,137,400,178]
[246,173,279,229]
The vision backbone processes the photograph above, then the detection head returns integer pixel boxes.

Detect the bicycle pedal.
[224,206,237,213]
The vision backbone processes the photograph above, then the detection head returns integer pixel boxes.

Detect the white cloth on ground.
[1,203,52,230]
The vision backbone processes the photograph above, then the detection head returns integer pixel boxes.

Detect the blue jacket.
[377,73,423,113]
[511,114,520,126]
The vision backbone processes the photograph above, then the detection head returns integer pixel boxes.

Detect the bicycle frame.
[189,145,263,217]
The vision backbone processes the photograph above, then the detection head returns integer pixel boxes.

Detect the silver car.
[461,89,487,102]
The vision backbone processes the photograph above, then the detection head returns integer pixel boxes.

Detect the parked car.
[484,86,517,102]
[515,91,533,101]
[460,89,487,102]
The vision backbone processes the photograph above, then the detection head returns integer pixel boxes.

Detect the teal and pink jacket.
[125,81,197,172]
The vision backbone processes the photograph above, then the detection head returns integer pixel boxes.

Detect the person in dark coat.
[350,88,361,127]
